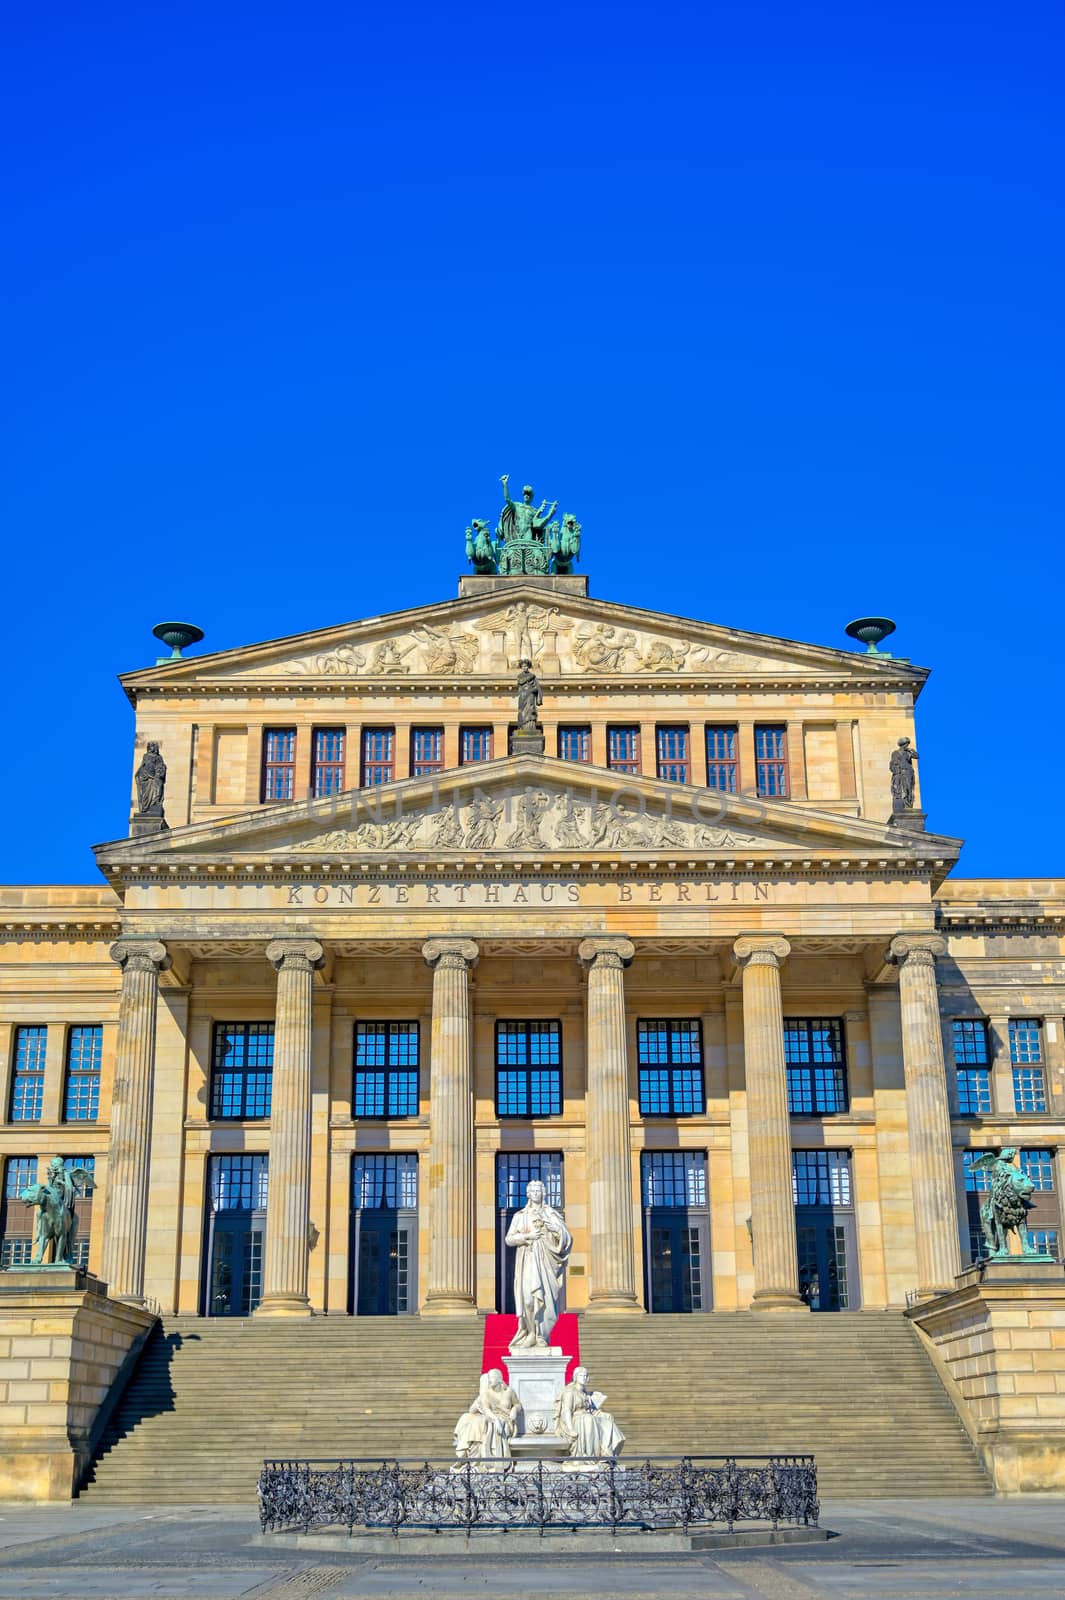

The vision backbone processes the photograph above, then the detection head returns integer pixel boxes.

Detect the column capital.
[889,933,947,970]
[422,937,479,972]
[578,935,635,971]
[265,938,325,974]
[109,938,170,975]
[732,934,791,970]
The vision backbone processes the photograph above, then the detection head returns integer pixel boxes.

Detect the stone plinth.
[909,1259,1065,1492]
[887,808,927,832]
[0,1271,156,1500]
[457,574,589,599]
[503,1349,570,1437]
[510,730,546,757]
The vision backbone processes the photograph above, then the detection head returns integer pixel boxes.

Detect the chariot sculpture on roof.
[465,475,581,577]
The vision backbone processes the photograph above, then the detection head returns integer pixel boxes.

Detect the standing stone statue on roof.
[135,742,167,816]
[516,659,543,733]
[464,476,581,576]
[889,737,918,812]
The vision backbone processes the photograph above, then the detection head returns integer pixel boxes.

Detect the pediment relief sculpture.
[282,789,760,854]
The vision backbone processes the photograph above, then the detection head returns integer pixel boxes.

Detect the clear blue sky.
[2,2,1061,883]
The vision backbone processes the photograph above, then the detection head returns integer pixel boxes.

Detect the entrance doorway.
[496,1152,563,1314]
[792,1150,859,1310]
[350,1153,418,1314]
[204,1155,268,1316]
[641,1151,711,1312]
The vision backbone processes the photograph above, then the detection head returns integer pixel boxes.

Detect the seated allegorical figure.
[553,1366,625,1459]
[453,1368,520,1460]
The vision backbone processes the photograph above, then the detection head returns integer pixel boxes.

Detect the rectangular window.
[63,1025,102,1122]
[209,1153,269,1212]
[0,1156,39,1268]
[1009,1020,1046,1109]
[210,1022,275,1119]
[1020,1150,1060,1256]
[352,1152,419,1210]
[792,1150,852,1207]
[755,726,789,798]
[637,1020,705,1115]
[953,1020,991,1115]
[63,1156,95,1268]
[705,726,739,792]
[785,1019,847,1114]
[353,1022,420,1118]
[607,726,641,775]
[460,727,493,764]
[311,728,345,798]
[262,728,296,801]
[10,1026,47,1122]
[361,728,395,786]
[1013,1067,1047,1114]
[1009,1019,1043,1064]
[558,726,591,763]
[410,727,444,777]
[495,1021,562,1117]
[656,726,690,783]
[641,1149,708,1208]
[1020,1149,1055,1192]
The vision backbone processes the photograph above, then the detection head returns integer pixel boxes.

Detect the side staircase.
[82,1310,989,1502]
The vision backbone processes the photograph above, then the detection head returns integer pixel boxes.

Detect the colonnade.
[101,930,961,1310]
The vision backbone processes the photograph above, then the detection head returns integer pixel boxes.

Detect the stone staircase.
[81,1311,989,1502]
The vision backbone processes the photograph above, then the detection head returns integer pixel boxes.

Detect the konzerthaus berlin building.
[2,517,1063,1327]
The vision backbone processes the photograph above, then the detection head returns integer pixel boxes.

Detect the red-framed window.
[656,726,690,783]
[361,728,395,786]
[558,726,591,763]
[755,725,789,798]
[460,727,493,764]
[705,726,739,792]
[607,726,641,776]
[311,728,346,798]
[262,728,297,801]
[411,727,444,777]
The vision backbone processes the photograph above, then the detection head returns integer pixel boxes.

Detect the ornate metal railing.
[258,1455,818,1535]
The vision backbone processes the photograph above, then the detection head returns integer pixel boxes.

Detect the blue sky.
[2,2,1061,883]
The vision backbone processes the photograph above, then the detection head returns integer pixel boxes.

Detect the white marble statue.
[453,1368,520,1460]
[505,1179,572,1351]
[553,1366,626,1459]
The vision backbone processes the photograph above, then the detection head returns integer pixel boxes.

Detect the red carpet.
[482,1314,581,1383]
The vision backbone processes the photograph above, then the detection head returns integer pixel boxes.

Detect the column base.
[254,1293,314,1319]
[584,1294,643,1314]
[421,1293,478,1315]
[751,1289,809,1312]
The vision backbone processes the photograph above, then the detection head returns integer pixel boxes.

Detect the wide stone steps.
[81,1311,990,1502]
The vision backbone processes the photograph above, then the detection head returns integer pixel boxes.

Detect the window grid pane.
[312,728,346,798]
[5,1156,38,1198]
[640,1150,707,1207]
[361,728,395,785]
[656,726,690,783]
[210,1023,275,1119]
[262,728,296,801]
[353,1153,418,1210]
[64,1025,102,1121]
[460,727,493,764]
[495,1022,562,1117]
[1020,1149,1055,1192]
[496,1153,563,1209]
[784,1019,847,1114]
[755,726,789,798]
[952,1019,989,1065]
[705,726,738,792]
[637,1020,705,1115]
[607,726,641,775]
[1026,1229,1059,1257]
[11,1026,47,1121]
[558,726,591,763]
[353,1022,420,1118]
[1009,1020,1042,1064]
[209,1153,269,1212]
[1013,1067,1047,1114]
[410,727,444,776]
[792,1150,852,1207]
[957,1068,991,1115]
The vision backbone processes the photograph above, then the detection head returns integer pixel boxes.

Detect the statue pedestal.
[504,1348,570,1437]
[887,808,927,832]
[510,730,545,757]
[130,813,168,837]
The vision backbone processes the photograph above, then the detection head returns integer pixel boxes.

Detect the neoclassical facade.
[1,569,1062,1322]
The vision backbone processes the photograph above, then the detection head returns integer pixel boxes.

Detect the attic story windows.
[262,729,296,802]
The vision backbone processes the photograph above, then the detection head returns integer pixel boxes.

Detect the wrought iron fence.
[258,1454,818,1535]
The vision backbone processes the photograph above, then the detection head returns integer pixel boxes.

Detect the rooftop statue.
[890,737,918,812]
[464,475,581,576]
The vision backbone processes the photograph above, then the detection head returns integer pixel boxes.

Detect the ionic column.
[256,938,324,1317]
[579,936,640,1312]
[422,938,479,1312]
[889,934,962,1294]
[732,935,805,1310]
[102,939,171,1302]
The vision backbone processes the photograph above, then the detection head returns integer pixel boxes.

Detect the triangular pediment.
[95,757,960,878]
[120,585,926,694]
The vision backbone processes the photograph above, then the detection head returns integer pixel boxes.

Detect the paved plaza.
[0,1499,1064,1598]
